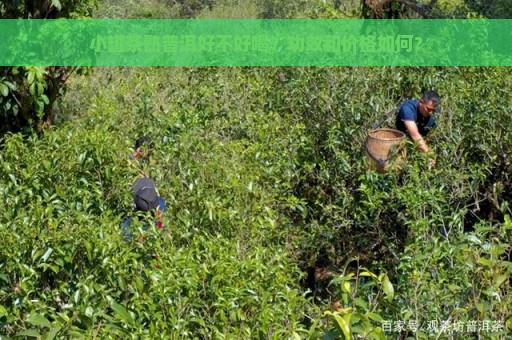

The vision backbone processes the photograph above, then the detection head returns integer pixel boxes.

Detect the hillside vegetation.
[1,0,512,339]
[2,65,512,338]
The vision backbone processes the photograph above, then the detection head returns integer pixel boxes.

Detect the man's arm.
[403,120,429,153]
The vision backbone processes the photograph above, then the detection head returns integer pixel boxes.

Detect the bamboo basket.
[364,128,406,173]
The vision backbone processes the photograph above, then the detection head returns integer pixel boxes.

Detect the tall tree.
[0,1,96,136]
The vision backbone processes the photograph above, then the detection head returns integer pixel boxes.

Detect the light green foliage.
[197,0,262,18]
[435,0,512,18]
[94,0,182,18]
[3,65,511,338]
[0,67,311,337]
[94,0,359,20]
[320,265,391,339]
[1,0,511,337]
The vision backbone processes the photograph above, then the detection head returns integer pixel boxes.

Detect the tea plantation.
[2,64,511,339]
[1,1,512,339]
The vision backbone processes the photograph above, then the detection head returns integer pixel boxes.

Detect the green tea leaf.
[112,302,134,325]
[494,275,509,288]
[367,312,384,322]
[367,327,386,340]
[29,82,36,96]
[46,326,62,340]
[0,83,8,97]
[477,257,493,267]
[85,306,94,317]
[16,329,41,337]
[27,314,52,328]
[0,304,8,316]
[354,297,368,310]
[381,275,394,302]
[325,311,351,339]
[359,271,377,279]
[41,94,49,105]
[27,71,35,85]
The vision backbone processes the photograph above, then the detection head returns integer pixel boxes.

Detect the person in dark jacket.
[120,176,166,241]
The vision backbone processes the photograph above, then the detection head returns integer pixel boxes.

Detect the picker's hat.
[133,177,166,212]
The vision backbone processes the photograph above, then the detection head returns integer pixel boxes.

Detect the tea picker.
[395,90,441,155]
[364,91,441,172]
[121,135,167,241]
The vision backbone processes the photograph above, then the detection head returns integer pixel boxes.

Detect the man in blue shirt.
[396,90,440,154]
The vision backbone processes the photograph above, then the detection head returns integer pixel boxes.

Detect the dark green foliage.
[2,66,512,338]
[0,0,96,19]
[0,1,96,136]
[463,0,512,18]
[2,0,512,337]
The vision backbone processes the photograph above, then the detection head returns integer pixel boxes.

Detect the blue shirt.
[395,99,437,137]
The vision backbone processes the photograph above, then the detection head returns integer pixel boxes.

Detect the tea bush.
[1,67,318,338]
[2,65,511,339]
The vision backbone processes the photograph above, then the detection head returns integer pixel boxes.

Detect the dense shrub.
[2,0,512,337]
[2,66,511,338]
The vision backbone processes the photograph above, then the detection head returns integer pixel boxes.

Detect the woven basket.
[365,128,406,172]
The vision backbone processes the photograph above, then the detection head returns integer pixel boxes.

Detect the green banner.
[1,19,511,66]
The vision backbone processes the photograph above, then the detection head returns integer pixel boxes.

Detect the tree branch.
[427,0,439,10]
[363,0,438,18]
[395,0,435,18]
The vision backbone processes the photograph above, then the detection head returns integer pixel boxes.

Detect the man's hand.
[403,120,429,153]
